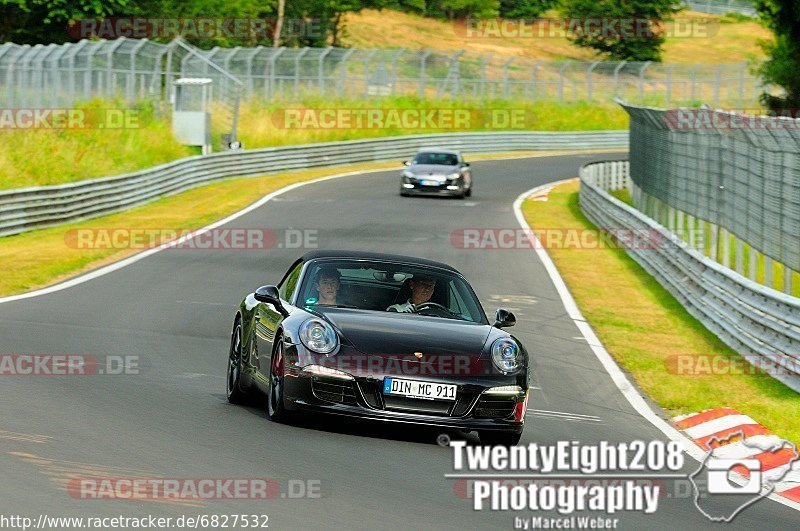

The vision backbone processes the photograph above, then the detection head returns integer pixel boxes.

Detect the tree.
[499,0,556,19]
[754,0,800,108]
[424,0,500,19]
[0,0,130,43]
[273,0,285,46]
[559,0,682,61]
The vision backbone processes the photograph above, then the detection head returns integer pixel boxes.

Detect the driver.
[387,275,436,312]
[314,267,341,306]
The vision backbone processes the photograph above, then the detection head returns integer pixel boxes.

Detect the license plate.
[383,378,457,401]
[420,179,439,186]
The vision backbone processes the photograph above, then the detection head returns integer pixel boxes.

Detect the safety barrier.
[579,160,800,392]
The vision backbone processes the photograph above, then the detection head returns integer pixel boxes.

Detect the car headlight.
[402,170,416,179]
[491,337,520,372]
[447,172,460,180]
[299,319,339,355]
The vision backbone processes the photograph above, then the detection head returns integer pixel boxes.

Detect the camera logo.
[690,431,798,522]
[706,458,761,494]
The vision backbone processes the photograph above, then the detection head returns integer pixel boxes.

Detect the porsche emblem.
[413,352,423,359]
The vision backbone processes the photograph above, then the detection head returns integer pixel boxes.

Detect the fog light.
[446,185,459,190]
[402,183,415,189]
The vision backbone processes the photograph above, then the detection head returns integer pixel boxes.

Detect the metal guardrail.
[0,131,628,237]
[579,160,800,392]
[684,1,756,16]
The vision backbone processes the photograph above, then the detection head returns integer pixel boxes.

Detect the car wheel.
[479,431,522,446]
[267,337,290,422]
[226,319,249,404]
[465,184,472,198]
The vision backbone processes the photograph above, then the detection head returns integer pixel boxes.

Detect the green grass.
[0,97,629,190]
[522,181,800,446]
[235,97,630,147]
[0,99,193,190]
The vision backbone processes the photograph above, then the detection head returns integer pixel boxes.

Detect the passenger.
[314,267,341,306]
[387,275,436,312]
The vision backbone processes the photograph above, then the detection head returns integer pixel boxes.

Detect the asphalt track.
[0,153,798,530]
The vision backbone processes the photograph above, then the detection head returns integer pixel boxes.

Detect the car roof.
[415,147,461,155]
[299,250,459,273]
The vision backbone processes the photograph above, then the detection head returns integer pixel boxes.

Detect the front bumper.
[283,368,527,433]
[402,180,464,196]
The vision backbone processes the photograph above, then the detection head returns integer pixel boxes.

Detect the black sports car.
[226,251,529,445]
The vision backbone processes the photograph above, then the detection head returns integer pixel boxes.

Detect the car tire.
[465,184,472,198]
[479,431,522,446]
[226,319,249,404]
[267,337,290,423]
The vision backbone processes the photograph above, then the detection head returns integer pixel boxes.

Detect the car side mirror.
[493,308,516,328]
[463,162,470,167]
[402,160,411,166]
[254,285,288,316]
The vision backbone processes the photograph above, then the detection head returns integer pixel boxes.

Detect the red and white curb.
[527,184,557,202]
[674,408,800,503]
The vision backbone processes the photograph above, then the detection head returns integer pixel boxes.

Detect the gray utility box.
[172,78,212,154]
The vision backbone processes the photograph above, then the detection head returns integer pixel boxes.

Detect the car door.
[253,262,302,385]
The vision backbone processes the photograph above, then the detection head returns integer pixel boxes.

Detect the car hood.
[320,309,491,358]
[406,164,459,177]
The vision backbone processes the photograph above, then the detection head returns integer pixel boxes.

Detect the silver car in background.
[400,148,473,198]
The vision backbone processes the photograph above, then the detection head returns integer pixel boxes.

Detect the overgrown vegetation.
[754,0,800,108]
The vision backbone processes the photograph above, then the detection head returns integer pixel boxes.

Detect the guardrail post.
[318,46,333,92]
[748,248,758,281]
[764,257,774,288]
[637,61,651,103]
[713,65,722,107]
[586,61,599,101]
[708,222,718,261]
[720,227,730,269]
[418,50,432,98]
[735,239,744,275]
[294,47,309,99]
[558,61,570,102]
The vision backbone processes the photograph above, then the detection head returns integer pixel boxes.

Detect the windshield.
[413,152,459,166]
[298,259,487,324]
